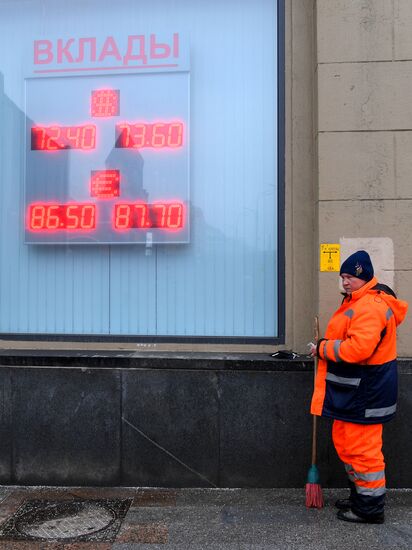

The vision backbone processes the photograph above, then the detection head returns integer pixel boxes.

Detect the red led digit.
[91,89,120,117]
[168,123,183,147]
[134,204,149,227]
[45,126,62,150]
[46,205,60,229]
[30,205,46,229]
[131,124,146,148]
[167,203,183,228]
[152,203,167,227]
[152,123,166,148]
[114,204,132,229]
[81,125,96,149]
[65,126,81,149]
[116,123,131,148]
[31,127,47,150]
[82,126,96,149]
[81,205,96,229]
[66,205,79,229]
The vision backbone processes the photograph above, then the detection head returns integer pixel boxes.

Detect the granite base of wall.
[0,354,410,488]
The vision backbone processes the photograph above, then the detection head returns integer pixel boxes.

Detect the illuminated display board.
[25,67,190,244]
[0,2,280,340]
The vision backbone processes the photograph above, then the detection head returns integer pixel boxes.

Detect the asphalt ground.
[0,486,410,549]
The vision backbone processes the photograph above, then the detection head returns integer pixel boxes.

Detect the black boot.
[335,498,352,510]
[335,480,356,509]
[337,509,385,524]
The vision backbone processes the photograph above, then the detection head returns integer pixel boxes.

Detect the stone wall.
[315,0,412,354]
[0,356,410,487]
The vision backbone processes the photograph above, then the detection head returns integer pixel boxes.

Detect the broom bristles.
[305,482,324,508]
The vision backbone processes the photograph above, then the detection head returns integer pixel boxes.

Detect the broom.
[305,315,324,508]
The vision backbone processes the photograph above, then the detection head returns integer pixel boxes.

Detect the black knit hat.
[339,250,374,281]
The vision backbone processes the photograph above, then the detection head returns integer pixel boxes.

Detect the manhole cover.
[0,498,132,543]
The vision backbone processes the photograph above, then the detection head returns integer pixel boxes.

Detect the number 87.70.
[114,203,184,229]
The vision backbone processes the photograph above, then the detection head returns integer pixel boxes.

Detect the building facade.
[0,1,410,487]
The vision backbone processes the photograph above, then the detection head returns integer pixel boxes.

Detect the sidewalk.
[0,486,410,549]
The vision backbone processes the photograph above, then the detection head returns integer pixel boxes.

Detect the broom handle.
[311,408,317,465]
[311,316,320,466]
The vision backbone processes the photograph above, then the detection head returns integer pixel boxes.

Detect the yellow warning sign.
[320,244,340,272]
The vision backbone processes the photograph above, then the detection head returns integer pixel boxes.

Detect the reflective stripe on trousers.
[344,462,386,496]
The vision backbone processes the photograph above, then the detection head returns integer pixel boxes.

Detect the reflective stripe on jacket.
[311,277,408,424]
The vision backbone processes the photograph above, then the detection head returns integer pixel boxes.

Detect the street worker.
[309,250,408,524]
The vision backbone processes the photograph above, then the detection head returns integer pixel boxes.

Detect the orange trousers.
[332,420,386,516]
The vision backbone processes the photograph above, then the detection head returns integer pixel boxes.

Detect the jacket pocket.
[325,372,362,418]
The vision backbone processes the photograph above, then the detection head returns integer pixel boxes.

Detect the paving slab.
[0,487,410,549]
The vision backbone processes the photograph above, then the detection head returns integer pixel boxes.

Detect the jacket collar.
[348,276,378,302]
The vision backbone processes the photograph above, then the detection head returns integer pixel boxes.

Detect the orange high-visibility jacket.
[311,277,408,424]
